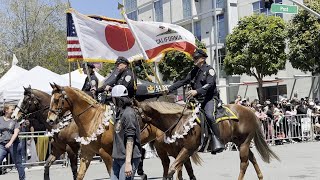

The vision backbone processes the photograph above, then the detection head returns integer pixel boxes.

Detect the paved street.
[2,142,320,180]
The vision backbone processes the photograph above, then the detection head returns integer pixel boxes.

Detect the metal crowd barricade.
[0,131,68,170]
[261,114,320,145]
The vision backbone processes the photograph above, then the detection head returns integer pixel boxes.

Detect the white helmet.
[111,85,128,97]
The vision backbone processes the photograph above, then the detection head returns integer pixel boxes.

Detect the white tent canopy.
[0,66,82,103]
[62,68,105,87]
[0,65,28,90]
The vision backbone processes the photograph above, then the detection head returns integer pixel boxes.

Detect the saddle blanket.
[195,106,238,124]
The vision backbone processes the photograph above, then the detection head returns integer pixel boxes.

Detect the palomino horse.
[136,100,280,180]
[11,86,80,180]
[47,83,201,180]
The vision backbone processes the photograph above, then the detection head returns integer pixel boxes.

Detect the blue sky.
[69,0,122,19]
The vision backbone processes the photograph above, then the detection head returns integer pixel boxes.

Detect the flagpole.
[118,3,165,90]
[67,0,72,87]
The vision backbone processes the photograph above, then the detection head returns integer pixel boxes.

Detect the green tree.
[288,0,320,75]
[158,39,206,81]
[224,14,287,101]
[0,0,69,74]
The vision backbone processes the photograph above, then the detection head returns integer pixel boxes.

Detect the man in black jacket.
[81,62,99,99]
[168,48,224,154]
[110,85,141,180]
[98,57,136,98]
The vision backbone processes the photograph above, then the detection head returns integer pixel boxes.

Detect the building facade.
[126,0,319,103]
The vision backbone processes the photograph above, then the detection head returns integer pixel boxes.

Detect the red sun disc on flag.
[105,25,135,52]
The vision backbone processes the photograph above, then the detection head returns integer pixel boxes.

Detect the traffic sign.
[271,4,298,14]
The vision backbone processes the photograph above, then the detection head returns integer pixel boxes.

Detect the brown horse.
[140,122,201,180]
[46,84,201,180]
[47,84,114,180]
[12,86,80,180]
[136,100,280,180]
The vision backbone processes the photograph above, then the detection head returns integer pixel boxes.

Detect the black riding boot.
[209,122,224,154]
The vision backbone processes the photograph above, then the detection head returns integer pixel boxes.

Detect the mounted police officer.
[98,56,136,99]
[167,48,225,154]
[81,62,99,99]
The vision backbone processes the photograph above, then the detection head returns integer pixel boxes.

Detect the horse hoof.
[190,177,197,180]
[140,174,147,180]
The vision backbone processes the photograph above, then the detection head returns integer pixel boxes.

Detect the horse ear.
[49,83,55,89]
[28,85,31,89]
[53,83,61,91]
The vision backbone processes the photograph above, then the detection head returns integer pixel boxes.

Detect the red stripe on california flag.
[145,42,196,59]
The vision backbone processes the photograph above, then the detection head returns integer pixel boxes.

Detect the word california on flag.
[69,9,196,63]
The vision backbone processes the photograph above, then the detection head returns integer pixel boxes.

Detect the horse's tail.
[253,123,280,163]
[190,152,203,166]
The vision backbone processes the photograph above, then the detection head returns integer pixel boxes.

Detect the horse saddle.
[195,106,238,124]
[215,106,238,123]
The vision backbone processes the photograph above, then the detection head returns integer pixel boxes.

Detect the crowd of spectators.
[233,95,320,144]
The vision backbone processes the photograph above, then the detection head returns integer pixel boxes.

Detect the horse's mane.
[142,101,191,115]
[31,89,50,98]
[66,86,109,136]
[69,87,98,105]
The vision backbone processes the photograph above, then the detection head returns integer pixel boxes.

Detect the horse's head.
[12,85,41,120]
[47,83,72,125]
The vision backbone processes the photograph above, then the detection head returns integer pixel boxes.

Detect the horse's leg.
[248,149,263,180]
[98,148,113,176]
[184,158,196,180]
[66,144,79,180]
[176,166,183,180]
[238,143,250,180]
[77,146,95,180]
[44,153,58,180]
[137,147,147,180]
[168,148,192,179]
[155,143,171,180]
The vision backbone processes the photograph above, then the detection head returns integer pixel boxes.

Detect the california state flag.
[71,9,196,63]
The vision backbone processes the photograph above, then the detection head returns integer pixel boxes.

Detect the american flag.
[67,13,83,60]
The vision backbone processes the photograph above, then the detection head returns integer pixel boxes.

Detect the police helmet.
[115,56,129,65]
[193,48,208,59]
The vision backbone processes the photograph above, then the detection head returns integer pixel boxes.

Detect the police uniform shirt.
[102,68,136,98]
[82,74,99,92]
[168,63,219,103]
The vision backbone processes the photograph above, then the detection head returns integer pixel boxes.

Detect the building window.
[183,0,192,18]
[183,24,192,32]
[218,48,226,77]
[194,21,201,40]
[127,11,138,21]
[213,0,224,8]
[154,0,163,22]
[252,0,283,18]
[217,14,226,43]
[125,0,137,12]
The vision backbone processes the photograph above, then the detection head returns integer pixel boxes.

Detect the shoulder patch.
[209,69,215,76]
[125,75,132,82]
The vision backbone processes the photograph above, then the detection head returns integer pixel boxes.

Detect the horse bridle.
[49,88,96,120]
[49,88,73,118]
[17,92,48,118]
